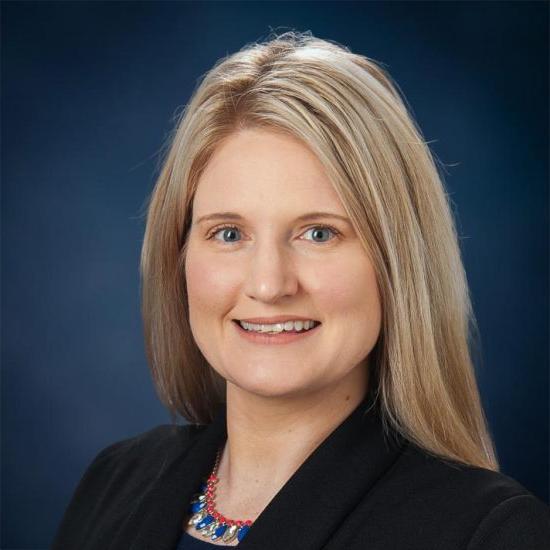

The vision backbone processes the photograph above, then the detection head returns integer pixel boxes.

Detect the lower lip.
[232,320,321,345]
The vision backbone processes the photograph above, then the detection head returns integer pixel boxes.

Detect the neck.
[214,364,369,519]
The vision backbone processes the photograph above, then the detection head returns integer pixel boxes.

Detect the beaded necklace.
[187,445,253,544]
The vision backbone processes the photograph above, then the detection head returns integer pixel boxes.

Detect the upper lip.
[235,315,320,324]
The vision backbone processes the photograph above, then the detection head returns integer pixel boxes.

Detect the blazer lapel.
[125,387,407,550]
[237,391,407,550]
[125,408,227,550]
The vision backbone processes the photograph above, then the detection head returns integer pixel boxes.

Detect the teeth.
[238,320,318,333]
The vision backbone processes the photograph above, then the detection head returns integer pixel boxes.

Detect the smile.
[232,319,322,345]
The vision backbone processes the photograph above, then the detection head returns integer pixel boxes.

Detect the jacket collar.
[129,387,407,550]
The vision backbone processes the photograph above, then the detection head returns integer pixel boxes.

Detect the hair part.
[140,30,499,471]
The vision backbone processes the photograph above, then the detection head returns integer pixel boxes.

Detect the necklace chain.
[187,445,254,544]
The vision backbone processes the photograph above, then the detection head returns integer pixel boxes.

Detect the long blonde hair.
[140,30,499,471]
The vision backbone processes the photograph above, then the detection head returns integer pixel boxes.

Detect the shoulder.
[396,441,543,504]
[382,441,550,549]
[82,423,207,479]
[52,423,208,549]
[68,423,207,512]
[466,492,550,549]
[90,423,205,461]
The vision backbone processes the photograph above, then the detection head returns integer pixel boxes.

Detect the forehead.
[192,128,344,215]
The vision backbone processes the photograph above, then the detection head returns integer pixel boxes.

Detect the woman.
[52,31,549,549]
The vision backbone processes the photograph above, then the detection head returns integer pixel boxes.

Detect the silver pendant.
[222,524,239,543]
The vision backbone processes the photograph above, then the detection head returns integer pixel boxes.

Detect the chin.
[226,369,312,399]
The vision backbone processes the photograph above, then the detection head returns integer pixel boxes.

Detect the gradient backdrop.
[2,1,548,548]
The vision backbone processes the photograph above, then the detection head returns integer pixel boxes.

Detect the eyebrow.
[195,211,352,226]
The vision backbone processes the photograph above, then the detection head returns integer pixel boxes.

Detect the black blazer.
[52,392,550,550]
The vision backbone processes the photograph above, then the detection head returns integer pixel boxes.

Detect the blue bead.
[190,500,206,513]
[196,514,215,530]
[211,524,228,540]
[237,525,251,541]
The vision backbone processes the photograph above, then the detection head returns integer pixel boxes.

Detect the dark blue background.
[2,1,548,547]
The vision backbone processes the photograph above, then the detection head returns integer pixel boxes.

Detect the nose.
[243,238,298,303]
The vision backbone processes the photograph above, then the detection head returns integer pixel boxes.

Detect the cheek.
[314,255,382,369]
[313,253,382,362]
[312,255,380,318]
[185,248,239,317]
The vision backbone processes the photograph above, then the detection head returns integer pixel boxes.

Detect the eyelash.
[206,224,341,245]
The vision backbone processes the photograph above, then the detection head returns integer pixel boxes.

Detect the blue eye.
[207,225,340,244]
[303,226,338,243]
[211,226,241,243]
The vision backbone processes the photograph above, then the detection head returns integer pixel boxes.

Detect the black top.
[176,530,230,549]
[52,387,550,549]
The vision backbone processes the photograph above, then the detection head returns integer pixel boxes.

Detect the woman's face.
[185,128,382,400]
